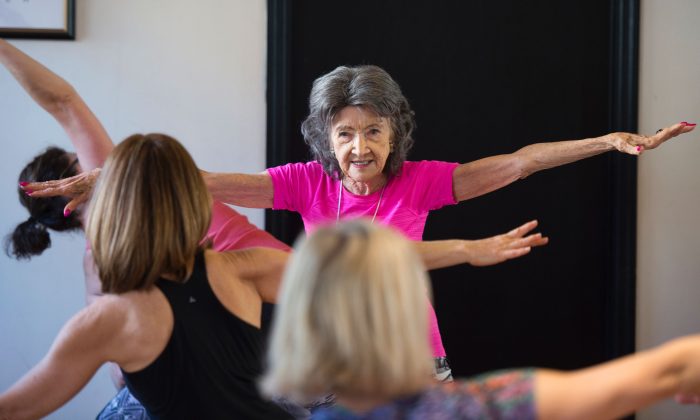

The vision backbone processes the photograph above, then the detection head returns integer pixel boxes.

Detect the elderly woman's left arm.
[415,220,548,270]
[452,122,695,202]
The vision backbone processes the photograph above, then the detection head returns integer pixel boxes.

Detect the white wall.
[637,1,700,419]
[0,1,267,418]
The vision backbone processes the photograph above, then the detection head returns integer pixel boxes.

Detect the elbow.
[54,88,80,112]
[43,85,79,116]
[513,153,537,179]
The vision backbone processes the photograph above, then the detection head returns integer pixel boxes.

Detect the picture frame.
[0,0,75,40]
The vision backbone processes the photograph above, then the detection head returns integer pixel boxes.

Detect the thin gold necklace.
[336,180,386,225]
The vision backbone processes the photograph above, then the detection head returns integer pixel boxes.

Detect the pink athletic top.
[86,201,287,253]
[268,160,459,357]
[206,201,290,252]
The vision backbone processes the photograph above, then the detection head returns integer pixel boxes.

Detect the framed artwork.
[0,0,75,40]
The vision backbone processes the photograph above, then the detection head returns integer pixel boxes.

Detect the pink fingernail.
[24,190,33,196]
[681,121,688,125]
[636,146,642,152]
[687,123,697,127]
[64,209,71,217]
[19,181,29,187]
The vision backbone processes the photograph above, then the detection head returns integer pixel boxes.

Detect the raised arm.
[414,220,548,270]
[0,38,113,171]
[0,300,124,419]
[452,122,696,202]
[535,335,700,419]
[201,170,274,209]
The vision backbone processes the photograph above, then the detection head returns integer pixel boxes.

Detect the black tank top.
[122,251,292,419]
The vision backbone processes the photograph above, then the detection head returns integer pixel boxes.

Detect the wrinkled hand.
[468,220,549,266]
[610,121,696,155]
[20,167,101,217]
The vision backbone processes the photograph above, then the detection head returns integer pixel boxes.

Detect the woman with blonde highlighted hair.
[0,134,293,419]
[263,221,700,419]
[1,38,294,418]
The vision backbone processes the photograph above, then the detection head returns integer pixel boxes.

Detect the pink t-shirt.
[268,161,458,240]
[206,201,291,252]
[268,160,459,357]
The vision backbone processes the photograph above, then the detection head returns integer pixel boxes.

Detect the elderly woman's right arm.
[0,39,113,171]
[201,170,274,209]
[23,168,275,214]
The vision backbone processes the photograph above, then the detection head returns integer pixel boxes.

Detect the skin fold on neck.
[341,173,387,196]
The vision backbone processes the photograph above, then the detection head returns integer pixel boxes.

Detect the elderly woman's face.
[330,106,392,185]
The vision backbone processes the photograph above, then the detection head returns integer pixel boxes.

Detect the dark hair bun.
[5,218,51,259]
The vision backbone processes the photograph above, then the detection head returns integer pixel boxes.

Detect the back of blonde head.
[86,133,211,294]
[262,221,433,401]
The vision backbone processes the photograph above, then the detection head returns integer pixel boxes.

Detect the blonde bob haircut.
[86,133,211,294]
[261,221,434,401]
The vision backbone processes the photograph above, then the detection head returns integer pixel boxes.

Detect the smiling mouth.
[351,160,373,167]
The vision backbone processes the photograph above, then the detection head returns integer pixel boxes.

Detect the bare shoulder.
[87,290,174,371]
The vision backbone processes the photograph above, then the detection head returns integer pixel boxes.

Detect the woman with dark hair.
[6,146,81,259]
[28,64,694,381]
[0,133,294,419]
[262,221,700,419]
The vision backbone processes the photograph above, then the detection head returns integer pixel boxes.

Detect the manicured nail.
[24,190,33,196]
[636,146,642,152]
[681,121,687,125]
[64,209,71,217]
[19,181,29,187]
[686,123,697,127]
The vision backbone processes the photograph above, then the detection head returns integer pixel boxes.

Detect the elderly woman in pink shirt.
[203,65,693,379]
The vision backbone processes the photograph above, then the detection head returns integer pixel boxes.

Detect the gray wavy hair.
[300,65,416,180]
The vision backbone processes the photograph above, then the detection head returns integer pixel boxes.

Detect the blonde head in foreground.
[86,133,212,294]
[262,221,434,401]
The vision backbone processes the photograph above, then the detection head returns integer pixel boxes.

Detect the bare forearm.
[0,39,75,114]
[453,135,616,202]
[0,357,90,420]
[413,221,546,269]
[515,135,615,178]
[413,240,471,270]
[536,336,698,420]
[202,171,274,209]
[454,122,693,202]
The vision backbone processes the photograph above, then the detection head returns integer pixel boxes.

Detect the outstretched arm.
[0,301,123,419]
[201,170,274,209]
[0,38,113,171]
[414,220,548,270]
[535,335,700,420]
[452,122,696,202]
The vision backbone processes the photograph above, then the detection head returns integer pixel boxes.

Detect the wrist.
[458,240,475,265]
[598,133,619,151]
